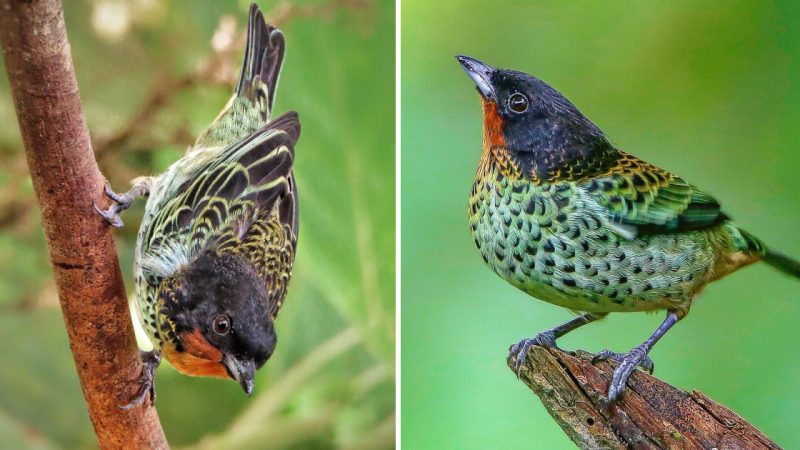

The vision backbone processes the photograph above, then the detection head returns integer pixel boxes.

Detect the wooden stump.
[509,346,780,450]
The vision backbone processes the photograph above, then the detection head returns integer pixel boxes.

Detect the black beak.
[456,55,496,101]
[223,355,255,396]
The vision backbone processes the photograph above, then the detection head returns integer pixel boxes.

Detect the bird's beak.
[223,355,255,396]
[456,55,497,101]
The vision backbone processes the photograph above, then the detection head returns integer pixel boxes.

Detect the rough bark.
[509,346,780,449]
[0,0,168,448]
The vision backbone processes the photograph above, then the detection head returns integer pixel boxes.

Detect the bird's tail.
[235,3,285,114]
[196,3,285,148]
[764,250,800,279]
[738,228,800,279]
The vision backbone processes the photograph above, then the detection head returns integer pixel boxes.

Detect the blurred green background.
[0,0,394,448]
[402,1,800,448]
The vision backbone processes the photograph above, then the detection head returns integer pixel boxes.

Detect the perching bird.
[457,55,800,402]
[95,4,299,407]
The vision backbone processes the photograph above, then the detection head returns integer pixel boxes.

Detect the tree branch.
[0,1,167,448]
[510,346,780,450]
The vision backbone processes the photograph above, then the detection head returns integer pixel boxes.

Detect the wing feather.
[581,151,725,237]
[139,112,300,282]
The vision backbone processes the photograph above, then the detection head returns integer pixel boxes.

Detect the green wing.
[581,151,725,236]
[139,112,299,286]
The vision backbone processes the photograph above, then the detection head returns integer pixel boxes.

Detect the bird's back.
[133,5,299,347]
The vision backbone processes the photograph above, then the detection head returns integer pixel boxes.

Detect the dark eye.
[508,93,529,113]
[212,314,231,336]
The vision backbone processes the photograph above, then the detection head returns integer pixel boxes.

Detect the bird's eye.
[212,314,231,336]
[508,93,529,113]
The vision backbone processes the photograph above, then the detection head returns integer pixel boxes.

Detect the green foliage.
[402,0,800,448]
[0,0,394,448]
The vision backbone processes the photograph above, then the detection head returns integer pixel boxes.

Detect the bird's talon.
[104,184,132,209]
[510,339,532,375]
[103,183,115,198]
[94,184,131,227]
[510,330,562,375]
[93,201,124,228]
[592,346,654,402]
[119,384,151,410]
[592,348,653,372]
[591,349,618,364]
[119,350,160,410]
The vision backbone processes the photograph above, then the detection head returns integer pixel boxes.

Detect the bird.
[456,55,800,402]
[94,3,299,408]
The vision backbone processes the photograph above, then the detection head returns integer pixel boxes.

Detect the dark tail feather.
[764,250,800,279]
[236,3,285,111]
[737,227,767,255]
[734,227,799,279]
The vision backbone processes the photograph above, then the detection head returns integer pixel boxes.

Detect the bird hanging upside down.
[457,55,800,402]
[95,3,299,408]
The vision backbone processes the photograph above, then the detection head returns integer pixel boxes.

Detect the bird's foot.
[93,183,133,228]
[591,346,654,402]
[509,330,562,377]
[120,350,161,410]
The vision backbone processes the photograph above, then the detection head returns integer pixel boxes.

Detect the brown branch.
[0,1,168,448]
[510,346,780,449]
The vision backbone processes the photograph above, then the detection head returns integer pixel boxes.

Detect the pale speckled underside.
[468,163,727,314]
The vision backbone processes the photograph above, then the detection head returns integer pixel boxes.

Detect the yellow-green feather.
[468,146,761,316]
[132,5,298,348]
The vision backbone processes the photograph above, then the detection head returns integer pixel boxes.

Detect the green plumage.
[468,150,760,315]
[456,53,799,402]
[89,3,300,402]
[133,5,298,351]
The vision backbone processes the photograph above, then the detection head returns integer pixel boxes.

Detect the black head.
[456,55,613,181]
[164,249,276,395]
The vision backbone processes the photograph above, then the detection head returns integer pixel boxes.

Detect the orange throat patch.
[162,330,229,379]
[481,98,506,149]
[480,98,521,179]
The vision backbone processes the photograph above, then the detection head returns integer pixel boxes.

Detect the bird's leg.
[120,349,161,410]
[510,312,608,376]
[592,310,682,402]
[93,177,152,228]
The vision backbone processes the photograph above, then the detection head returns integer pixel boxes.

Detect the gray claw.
[104,183,131,206]
[94,183,131,227]
[93,201,124,228]
[119,381,154,411]
[591,346,654,402]
[119,350,160,410]
[509,330,560,378]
